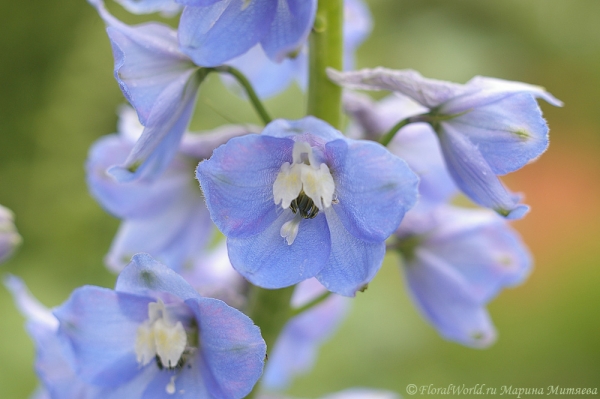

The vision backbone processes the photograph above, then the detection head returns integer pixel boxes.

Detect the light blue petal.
[53,286,153,386]
[227,210,330,288]
[90,0,194,125]
[105,197,213,273]
[326,138,419,242]
[263,293,348,390]
[260,0,316,62]
[141,364,210,399]
[86,134,191,219]
[443,93,549,175]
[343,0,372,71]
[4,275,58,329]
[178,0,276,66]
[388,124,456,210]
[424,206,532,302]
[316,208,385,297]
[196,134,293,238]
[185,297,266,399]
[115,253,200,300]
[402,249,497,348]
[438,124,529,219]
[465,75,563,107]
[262,117,345,142]
[327,68,467,108]
[108,69,200,182]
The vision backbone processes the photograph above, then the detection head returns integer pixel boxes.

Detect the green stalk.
[307,0,344,129]
[245,285,295,398]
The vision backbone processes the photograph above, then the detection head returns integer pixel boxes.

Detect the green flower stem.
[307,0,344,129]
[245,285,295,398]
[208,65,273,125]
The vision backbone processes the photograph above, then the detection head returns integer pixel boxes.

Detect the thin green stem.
[208,65,273,125]
[307,0,344,129]
[379,113,437,146]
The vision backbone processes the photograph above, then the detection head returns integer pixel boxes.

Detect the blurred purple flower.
[197,116,418,296]
[394,204,532,347]
[329,67,562,219]
[88,0,203,183]
[86,106,256,273]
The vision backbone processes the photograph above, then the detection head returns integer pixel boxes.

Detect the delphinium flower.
[177,0,318,67]
[53,253,266,398]
[197,116,419,296]
[0,205,21,263]
[328,68,562,218]
[88,0,204,182]
[223,0,372,98]
[86,105,256,273]
[391,204,531,347]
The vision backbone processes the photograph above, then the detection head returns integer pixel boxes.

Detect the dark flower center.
[290,191,319,219]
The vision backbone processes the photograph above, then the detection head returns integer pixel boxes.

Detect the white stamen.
[273,142,335,212]
[134,300,187,369]
[280,214,303,245]
[166,376,176,395]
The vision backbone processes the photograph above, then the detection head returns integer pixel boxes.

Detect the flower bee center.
[290,190,319,219]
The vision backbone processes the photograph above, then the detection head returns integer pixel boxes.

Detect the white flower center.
[273,141,335,245]
[135,299,188,369]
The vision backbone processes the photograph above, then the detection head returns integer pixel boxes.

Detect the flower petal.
[443,93,549,175]
[178,0,276,66]
[316,208,386,297]
[325,138,418,242]
[196,134,293,238]
[327,67,467,108]
[465,75,563,107]
[424,206,532,302]
[54,286,153,386]
[438,124,529,219]
[402,249,497,348]
[260,0,317,62]
[184,297,266,399]
[115,253,200,301]
[227,210,331,288]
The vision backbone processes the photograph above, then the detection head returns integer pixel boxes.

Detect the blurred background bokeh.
[1,0,599,397]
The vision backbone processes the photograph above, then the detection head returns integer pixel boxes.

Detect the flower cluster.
[5,0,560,398]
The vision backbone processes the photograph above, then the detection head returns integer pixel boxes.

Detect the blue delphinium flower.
[223,0,372,98]
[394,204,531,348]
[328,68,562,219]
[197,116,419,296]
[54,254,266,398]
[86,106,256,273]
[177,0,317,67]
[88,0,203,182]
[0,205,21,263]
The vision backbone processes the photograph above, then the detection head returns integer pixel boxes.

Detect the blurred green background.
[1,0,599,397]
